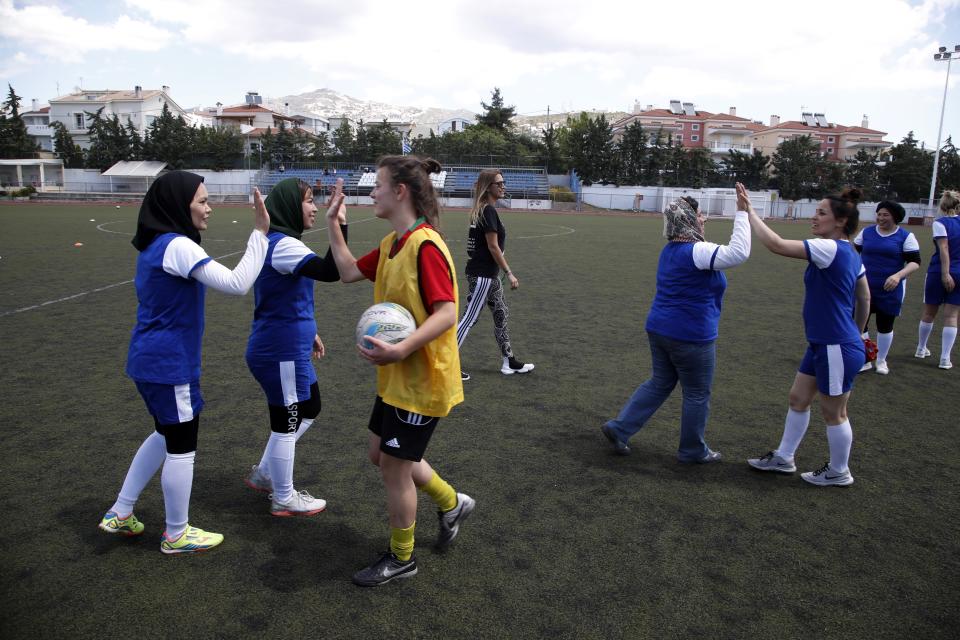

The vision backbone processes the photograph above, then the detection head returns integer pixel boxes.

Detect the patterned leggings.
[457,274,513,358]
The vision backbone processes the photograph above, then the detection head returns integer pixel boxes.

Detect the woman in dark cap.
[99,170,270,554]
[243,177,347,518]
[601,192,751,463]
[853,200,920,375]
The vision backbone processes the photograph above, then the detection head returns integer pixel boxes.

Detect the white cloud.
[0,0,172,61]
[3,0,958,142]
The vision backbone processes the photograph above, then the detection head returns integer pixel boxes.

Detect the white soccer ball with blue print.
[356,302,416,349]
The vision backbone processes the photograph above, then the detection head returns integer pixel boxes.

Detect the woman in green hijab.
[243,177,348,516]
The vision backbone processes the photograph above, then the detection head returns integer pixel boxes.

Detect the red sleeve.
[418,242,455,311]
[356,247,380,281]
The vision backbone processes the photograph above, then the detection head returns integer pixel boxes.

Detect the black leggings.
[864,305,896,334]
[154,416,199,454]
[267,382,321,434]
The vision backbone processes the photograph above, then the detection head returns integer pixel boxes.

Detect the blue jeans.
[605,331,716,461]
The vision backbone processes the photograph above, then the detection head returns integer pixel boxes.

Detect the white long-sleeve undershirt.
[192,230,268,295]
[691,210,751,270]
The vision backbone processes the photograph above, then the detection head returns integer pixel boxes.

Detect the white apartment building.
[47,86,186,149]
[22,99,52,152]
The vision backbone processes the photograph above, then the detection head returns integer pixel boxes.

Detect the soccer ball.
[356,302,416,348]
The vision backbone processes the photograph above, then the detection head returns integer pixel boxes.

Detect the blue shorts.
[134,380,204,424]
[246,358,317,407]
[868,282,905,317]
[923,272,960,305]
[798,342,865,396]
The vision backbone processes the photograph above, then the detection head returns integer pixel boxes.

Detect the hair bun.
[420,158,442,175]
[841,187,862,203]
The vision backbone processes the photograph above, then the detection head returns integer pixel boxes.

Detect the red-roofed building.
[200,94,323,157]
[613,102,892,162]
[612,101,760,155]
[750,114,891,161]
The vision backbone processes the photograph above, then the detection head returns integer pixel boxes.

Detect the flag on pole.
[401,136,412,155]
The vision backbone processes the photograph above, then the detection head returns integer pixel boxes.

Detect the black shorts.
[368,396,438,462]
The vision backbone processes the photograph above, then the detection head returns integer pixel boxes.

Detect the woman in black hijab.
[99,171,271,554]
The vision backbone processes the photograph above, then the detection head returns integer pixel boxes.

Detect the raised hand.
[252,187,270,234]
[735,182,753,214]
[326,178,346,222]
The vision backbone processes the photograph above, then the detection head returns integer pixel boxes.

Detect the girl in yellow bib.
[325,156,475,587]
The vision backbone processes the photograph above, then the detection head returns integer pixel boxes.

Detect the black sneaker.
[601,424,631,455]
[461,370,471,381]
[501,357,534,375]
[352,552,418,587]
[435,492,476,550]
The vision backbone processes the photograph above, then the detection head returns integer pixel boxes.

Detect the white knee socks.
[826,421,853,473]
[161,452,195,539]
[918,321,934,351]
[877,331,893,363]
[267,432,296,502]
[257,418,315,478]
[942,327,957,362]
[776,409,810,459]
[111,432,166,516]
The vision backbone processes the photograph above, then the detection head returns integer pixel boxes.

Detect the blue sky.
[1,0,958,147]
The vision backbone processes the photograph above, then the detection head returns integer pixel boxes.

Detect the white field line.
[0,217,380,319]
[2,218,573,318]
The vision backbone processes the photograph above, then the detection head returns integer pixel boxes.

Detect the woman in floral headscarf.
[602,192,751,463]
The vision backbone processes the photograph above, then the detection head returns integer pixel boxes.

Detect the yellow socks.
[419,472,458,513]
[390,523,415,561]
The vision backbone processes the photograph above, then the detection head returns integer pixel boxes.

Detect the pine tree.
[141,103,192,168]
[541,121,565,174]
[617,121,648,184]
[476,88,516,132]
[771,135,822,201]
[880,132,933,202]
[50,121,84,168]
[721,148,769,189]
[0,84,38,158]
[936,136,960,192]
[844,149,881,200]
[332,120,354,161]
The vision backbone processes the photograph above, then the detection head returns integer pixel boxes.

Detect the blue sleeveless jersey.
[126,233,210,384]
[645,242,727,343]
[928,216,960,274]
[246,232,318,362]
[860,225,910,315]
[802,239,863,345]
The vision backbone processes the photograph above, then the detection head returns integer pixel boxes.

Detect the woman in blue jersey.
[601,192,751,463]
[243,177,347,517]
[745,184,870,487]
[853,200,920,375]
[915,190,960,370]
[99,171,270,553]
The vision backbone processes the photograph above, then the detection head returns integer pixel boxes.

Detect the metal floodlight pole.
[928,45,959,214]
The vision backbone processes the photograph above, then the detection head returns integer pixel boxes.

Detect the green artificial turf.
[0,203,956,639]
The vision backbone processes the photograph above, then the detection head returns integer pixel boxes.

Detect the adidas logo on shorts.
[385,438,400,448]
